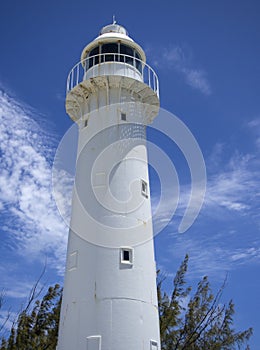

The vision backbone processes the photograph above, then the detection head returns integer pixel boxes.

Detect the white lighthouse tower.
[57,22,161,350]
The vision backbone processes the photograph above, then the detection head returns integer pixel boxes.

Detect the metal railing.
[66,53,159,98]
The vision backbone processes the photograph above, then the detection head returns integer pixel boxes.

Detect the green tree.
[1,284,62,350]
[0,256,253,349]
[158,254,253,350]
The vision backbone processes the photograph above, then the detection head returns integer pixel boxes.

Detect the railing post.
[66,55,159,98]
[69,72,71,91]
[71,71,73,91]
[67,74,69,93]
[84,58,87,78]
[113,53,114,75]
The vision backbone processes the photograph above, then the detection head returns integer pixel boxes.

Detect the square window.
[68,250,78,271]
[121,112,126,121]
[123,250,130,261]
[86,335,101,350]
[141,179,148,198]
[120,247,133,265]
[150,340,158,350]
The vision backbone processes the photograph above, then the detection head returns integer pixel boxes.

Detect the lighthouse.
[57,22,161,350]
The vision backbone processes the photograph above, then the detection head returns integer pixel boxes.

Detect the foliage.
[158,254,253,350]
[0,255,253,349]
[0,284,62,350]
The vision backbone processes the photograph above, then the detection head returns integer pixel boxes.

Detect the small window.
[121,112,126,121]
[119,44,134,65]
[120,247,133,265]
[141,179,148,198]
[87,46,99,69]
[150,340,158,350]
[134,50,142,73]
[84,119,88,127]
[87,335,101,350]
[101,43,119,62]
[101,43,118,54]
[123,250,130,261]
[68,250,78,271]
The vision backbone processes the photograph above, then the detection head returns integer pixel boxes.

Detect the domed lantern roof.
[81,22,146,63]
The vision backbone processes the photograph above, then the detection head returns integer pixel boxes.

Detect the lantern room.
[80,23,146,74]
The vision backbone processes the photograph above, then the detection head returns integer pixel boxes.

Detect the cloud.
[0,86,258,288]
[230,247,260,263]
[247,118,260,150]
[0,89,68,275]
[163,225,260,281]
[153,137,260,278]
[2,280,36,300]
[0,310,18,335]
[176,147,258,219]
[160,46,211,95]
[183,68,211,96]
[205,151,259,216]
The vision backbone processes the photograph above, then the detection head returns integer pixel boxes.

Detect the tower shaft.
[57,23,161,350]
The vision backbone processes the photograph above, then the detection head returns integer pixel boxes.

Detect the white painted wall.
[57,26,161,350]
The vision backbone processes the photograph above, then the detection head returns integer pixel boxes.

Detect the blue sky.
[0,0,259,347]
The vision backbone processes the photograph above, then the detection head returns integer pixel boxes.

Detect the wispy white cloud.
[169,230,260,281]
[205,152,259,214]
[183,68,211,96]
[0,310,18,335]
[171,234,231,278]
[230,247,260,263]
[0,87,259,289]
[162,46,211,95]
[149,45,211,96]
[0,89,68,275]
[247,117,260,150]
[155,140,259,221]
[2,280,36,300]
[153,133,260,278]
[0,274,49,333]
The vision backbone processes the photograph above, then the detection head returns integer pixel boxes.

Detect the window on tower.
[119,44,134,66]
[150,340,158,350]
[141,179,148,198]
[134,50,142,73]
[86,335,101,350]
[85,42,142,74]
[86,46,99,69]
[101,43,119,62]
[121,112,126,121]
[123,250,130,261]
[120,247,133,265]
